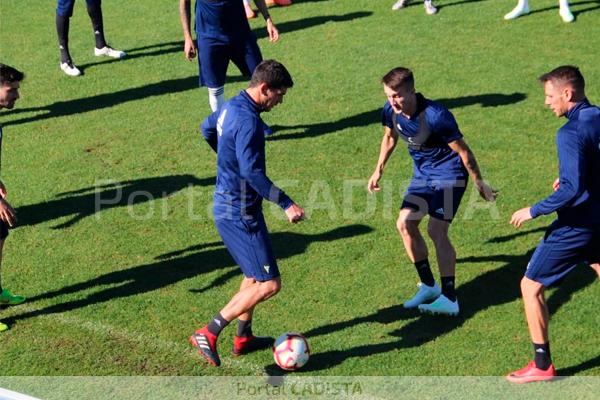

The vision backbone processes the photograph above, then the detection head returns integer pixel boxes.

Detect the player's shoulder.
[578,103,600,122]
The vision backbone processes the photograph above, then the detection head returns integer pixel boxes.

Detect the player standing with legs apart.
[367,67,496,316]
[507,66,600,383]
[504,0,574,23]
[0,64,26,332]
[190,60,304,367]
[179,0,279,113]
[56,0,126,77]
[391,0,438,15]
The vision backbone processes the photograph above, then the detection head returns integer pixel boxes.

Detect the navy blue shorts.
[57,0,98,17]
[215,213,279,282]
[0,220,9,240]
[525,220,600,287]
[197,35,263,88]
[401,177,467,222]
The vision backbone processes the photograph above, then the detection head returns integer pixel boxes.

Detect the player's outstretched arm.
[179,0,197,60]
[285,203,304,223]
[448,138,497,201]
[0,180,7,198]
[368,126,398,193]
[254,0,279,42]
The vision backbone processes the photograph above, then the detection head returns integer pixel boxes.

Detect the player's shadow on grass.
[6,224,373,325]
[16,174,213,229]
[1,75,247,127]
[269,92,526,141]
[436,0,491,11]
[76,40,183,71]
[293,248,597,372]
[485,226,546,243]
[254,12,373,40]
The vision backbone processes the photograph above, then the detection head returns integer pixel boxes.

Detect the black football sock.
[86,1,107,49]
[237,319,253,338]
[207,313,229,337]
[533,342,552,370]
[56,14,72,64]
[414,259,435,287]
[441,276,456,302]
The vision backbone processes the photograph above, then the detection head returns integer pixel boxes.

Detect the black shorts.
[0,219,9,240]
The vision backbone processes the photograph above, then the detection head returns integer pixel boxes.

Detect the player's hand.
[285,203,304,223]
[0,181,7,198]
[475,180,498,201]
[552,178,560,192]
[266,19,279,42]
[0,198,16,227]
[367,170,382,193]
[510,207,532,228]
[183,38,197,60]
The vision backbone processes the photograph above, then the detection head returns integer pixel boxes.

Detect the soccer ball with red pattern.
[273,332,310,370]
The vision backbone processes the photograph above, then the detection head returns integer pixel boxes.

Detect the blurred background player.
[266,0,293,6]
[368,67,496,316]
[507,66,600,383]
[56,0,127,77]
[179,0,280,113]
[243,0,256,18]
[0,64,26,332]
[244,0,292,18]
[392,0,438,15]
[504,0,574,22]
[190,60,304,367]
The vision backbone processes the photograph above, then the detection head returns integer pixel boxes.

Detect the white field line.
[15,305,266,376]
[0,387,42,400]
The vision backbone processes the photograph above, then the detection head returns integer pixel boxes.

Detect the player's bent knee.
[259,278,281,300]
[520,276,544,297]
[396,218,417,238]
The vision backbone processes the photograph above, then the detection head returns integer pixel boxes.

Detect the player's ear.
[563,86,575,102]
[259,82,270,97]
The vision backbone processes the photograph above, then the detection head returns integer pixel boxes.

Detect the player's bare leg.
[418,217,459,315]
[506,277,555,383]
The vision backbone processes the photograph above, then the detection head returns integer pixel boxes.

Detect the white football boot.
[504,2,530,20]
[418,294,459,316]
[559,7,574,22]
[94,46,126,59]
[403,282,441,309]
[424,0,438,15]
[392,0,410,10]
[60,61,81,77]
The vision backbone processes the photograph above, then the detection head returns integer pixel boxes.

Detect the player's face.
[543,80,570,117]
[263,87,287,112]
[0,81,20,110]
[384,84,414,114]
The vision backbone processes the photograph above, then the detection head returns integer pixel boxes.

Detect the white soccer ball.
[273,332,310,371]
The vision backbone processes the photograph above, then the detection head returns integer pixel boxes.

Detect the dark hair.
[0,63,25,85]
[539,65,585,92]
[382,67,414,91]
[249,59,293,90]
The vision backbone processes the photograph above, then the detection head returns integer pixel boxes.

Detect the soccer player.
[0,64,26,332]
[243,0,256,19]
[367,67,496,316]
[504,0,574,23]
[179,0,280,113]
[392,0,438,15]
[56,0,126,77]
[190,60,304,367]
[507,66,600,383]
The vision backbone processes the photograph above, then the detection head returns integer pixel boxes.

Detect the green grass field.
[1,0,600,380]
